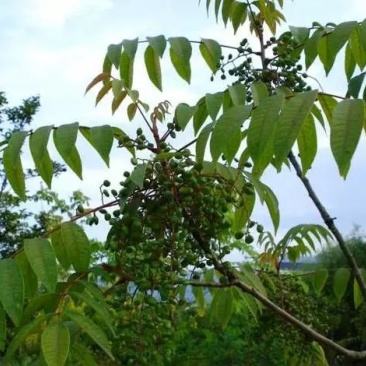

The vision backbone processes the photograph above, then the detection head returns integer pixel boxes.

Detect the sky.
[1,0,366,257]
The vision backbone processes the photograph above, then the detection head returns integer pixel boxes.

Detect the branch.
[288,151,366,301]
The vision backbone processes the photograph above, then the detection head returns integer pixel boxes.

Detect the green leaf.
[193,98,208,134]
[231,2,247,34]
[2,130,27,200]
[24,239,57,293]
[345,40,356,81]
[61,223,91,272]
[347,72,366,98]
[353,269,366,309]
[196,122,214,164]
[199,38,221,73]
[349,26,366,69]
[210,105,252,162]
[70,341,97,366]
[210,289,234,329]
[248,93,284,166]
[21,294,58,326]
[305,29,322,69]
[102,54,112,76]
[262,183,280,233]
[15,251,38,298]
[111,90,127,115]
[53,123,82,179]
[274,90,317,166]
[71,291,114,333]
[0,305,5,351]
[359,18,366,52]
[4,314,51,361]
[223,129,242,163]
[64,309,114,360]
[146,35,166,57]
[192,286,205,316]
[312,269,328,294]
[120,38,138,89]
[319,21,357,75]
[42,321,70,366]
[234,193,255,232]
[168,37,192,83]
[289,26,310,44]
[0,259,24,326]
[50,230,71,271]
[29,126,54,188]
[107,43,122,69]
[80,125,114,167]
[205,92,223,120]
[330,98,364,178]
[221,0,234,26]
[297,114,317,176]
[175,103,196,130]
[251,82,269,106]
[318,93,337,126]
[127,103,137,121]
[144,45,162,91]
[333,268,350,303]
[129,164,147,189]
[311,103,325,130]
[228,83,246,106]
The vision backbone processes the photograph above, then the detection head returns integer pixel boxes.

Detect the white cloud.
[27,0,112,29]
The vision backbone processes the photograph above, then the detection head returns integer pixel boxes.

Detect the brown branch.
[287,151,366,301]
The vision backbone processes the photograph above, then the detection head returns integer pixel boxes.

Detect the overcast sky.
[1,0,366,256]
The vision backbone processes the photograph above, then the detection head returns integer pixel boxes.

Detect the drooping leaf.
[305,29,322,69]
[168,37,192,83]
[196,122,214,164]
[42,321,70,366]
[79,125,114,167]
[289,26,310,44]
[95,81,112,106]
[24,239,57,293]
[274,90,317,166]
[192,286,205,316]
[144,45,163,91]
[223,129,242,163]
[234,193,255,232]
[29,126,54,188]
[14,251,38,298]
[175,103,196,130]
[228,83,246,106]
[111,90,127,115]
[127,103,137,121]
[346,72,366,98]
[120,38,138,89]
[107,43,122,69]
[206,92,223,120]
[312,269,328,294]
[199,38,221,73]
[0,259,24,326]
[61,223,91,272]
[349,26,366,69]
[193,98,208,134]
[146,35,166,57]
[317,93,337,126]
[345,40,356,81]
[330,98,364,178]
[231,2,247,34]
[333,268,350,303]
[85,72,111,94]
[221,0,234,26]
[53,123,82,179]
[64,309,114,360]
[248,93,284,166]
[129,164,147,189]
[70,341,98,366]
[251,82,269,106]
[297,113,317,176]
[21,294,59,326]
[210,105,252,162]
[2,130,27,200]
[50,230,71,271]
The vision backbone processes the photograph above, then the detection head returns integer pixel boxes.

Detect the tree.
[1,0,366,364]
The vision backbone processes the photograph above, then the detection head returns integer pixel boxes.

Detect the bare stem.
[287,151,366,301]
